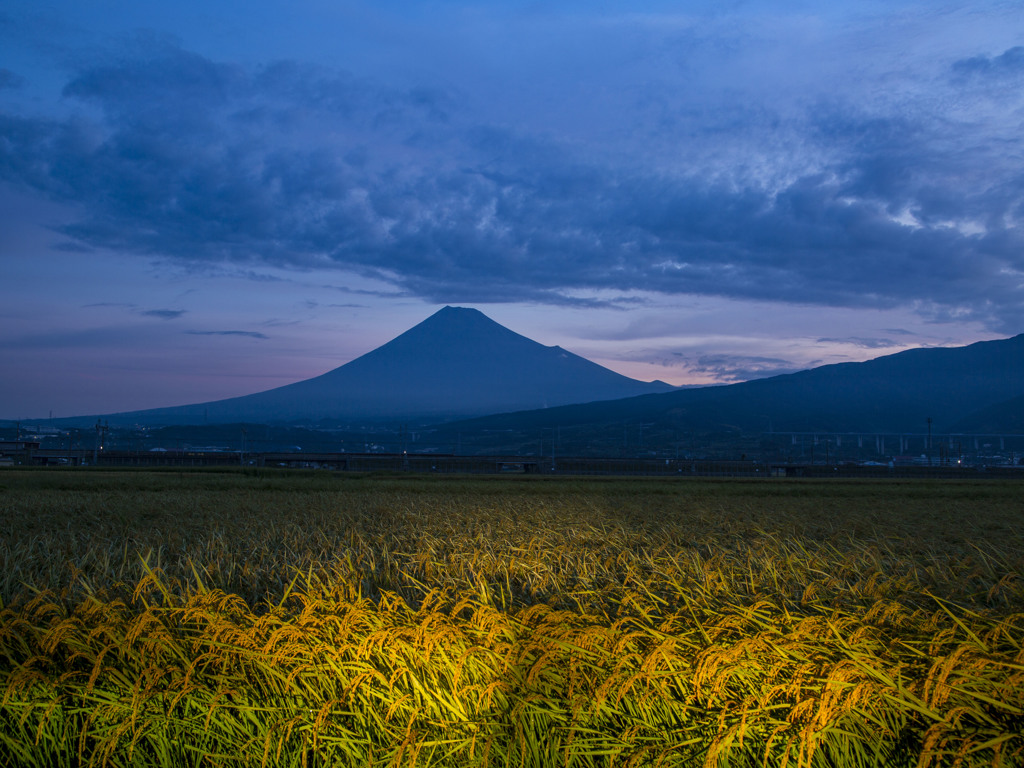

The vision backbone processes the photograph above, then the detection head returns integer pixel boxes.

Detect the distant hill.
[67,307,674,426]
[447,334,1024,436]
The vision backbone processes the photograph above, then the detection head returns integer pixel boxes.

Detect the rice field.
[1,469,1022,767]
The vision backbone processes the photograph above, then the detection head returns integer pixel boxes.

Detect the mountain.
[446,334,1024,437]
[950,394,1024,434]
[77,307,674,425]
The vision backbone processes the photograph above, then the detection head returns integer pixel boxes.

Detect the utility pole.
[927,417,933,467]
[94,420,104,465]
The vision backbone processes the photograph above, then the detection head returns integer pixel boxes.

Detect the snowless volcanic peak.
[83,306,675,425]
[365,306,541,361]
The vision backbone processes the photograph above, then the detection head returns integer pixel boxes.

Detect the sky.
[2,1,1023,420]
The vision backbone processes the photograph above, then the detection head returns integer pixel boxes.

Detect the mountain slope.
[82,307,674,425]
[448,334,1024,435]
[950,394,1024,434]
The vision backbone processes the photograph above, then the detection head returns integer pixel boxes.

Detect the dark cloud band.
[2,42,1022,333]
[185,330,269,339]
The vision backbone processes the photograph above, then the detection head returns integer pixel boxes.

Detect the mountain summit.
[92,307,674,425]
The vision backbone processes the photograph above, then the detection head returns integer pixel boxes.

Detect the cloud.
[682,354,805,383]
[80,304,184,320]
[601,344,807,384]
[2,29,1023,334]
[952,46,1024,78]
[185,330,269,340]
[0,68,24,89]
[51,241,95,253]
[301,301,366,311]
[815,337,900,350]
[141,309,185,320]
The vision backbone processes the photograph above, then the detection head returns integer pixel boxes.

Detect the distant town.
[3,419,1021,478]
